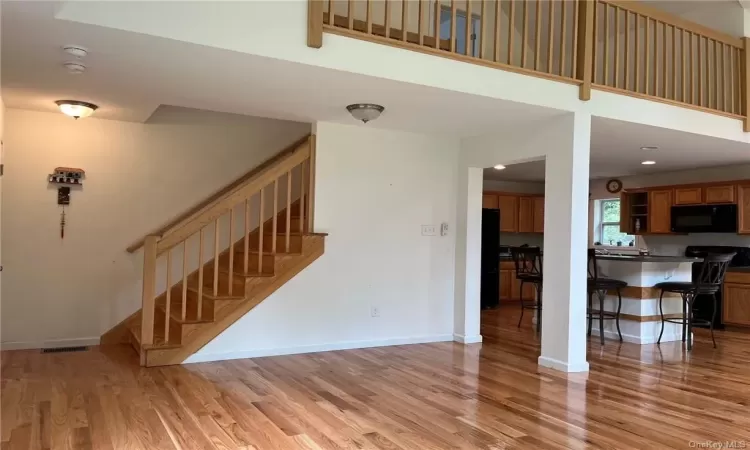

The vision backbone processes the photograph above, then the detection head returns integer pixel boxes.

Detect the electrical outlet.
[370,306,380,317]
[440,223,449,236]
[421,225,437,236]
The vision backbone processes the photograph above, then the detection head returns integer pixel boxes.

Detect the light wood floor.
[3,305,750,449]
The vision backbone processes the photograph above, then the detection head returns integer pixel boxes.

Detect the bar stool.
[511,247,543,332]
[656,252,734,350]
[587,249,626,345]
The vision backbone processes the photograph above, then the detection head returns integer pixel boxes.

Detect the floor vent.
[42,346,89,354]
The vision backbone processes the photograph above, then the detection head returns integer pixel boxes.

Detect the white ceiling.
[485,116,750,182]
[0,1,560,135]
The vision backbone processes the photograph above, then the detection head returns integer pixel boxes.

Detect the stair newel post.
[272,179,279,254]
[140,236,159,358]
[307,135,316,233]
[228,208,235,296]
[197,228,204,321]
[258,187,266,274]
[165,248,172,343]
[213,218,220,297]
[286,171,292,252]
[300,161,306,234]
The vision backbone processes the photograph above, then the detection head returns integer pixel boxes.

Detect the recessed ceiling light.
[494,164,506,170]
[640,146,659,151]
[641,160,656,165]
[55,100,98,119]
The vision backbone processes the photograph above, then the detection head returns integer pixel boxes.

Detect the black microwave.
[671,204,738,233]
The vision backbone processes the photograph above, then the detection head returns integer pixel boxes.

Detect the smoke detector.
[63,62,86,74]
[63,45,88,58]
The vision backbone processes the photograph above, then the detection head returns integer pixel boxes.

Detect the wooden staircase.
[102,136,324,367]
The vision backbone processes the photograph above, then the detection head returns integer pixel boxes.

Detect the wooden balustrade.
[592,0,744,119]
[309,0,750,125]
[137,137,316,347]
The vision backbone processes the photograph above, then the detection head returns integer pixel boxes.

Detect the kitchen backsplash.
[643,234,750,255]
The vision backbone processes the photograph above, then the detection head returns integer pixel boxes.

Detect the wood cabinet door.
[723,283,750,326]
[532,196,544,233]
[649,189,673,234]
[499,270,513,300]
[739,185,750,234]
[482,194,499,209]
[517,197,534,233]
[705,185,735,204]
[497,195,518,233]
[674,187,703,205]
[619,192,633,234]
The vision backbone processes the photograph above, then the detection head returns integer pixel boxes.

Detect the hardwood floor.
[3,305,750,449]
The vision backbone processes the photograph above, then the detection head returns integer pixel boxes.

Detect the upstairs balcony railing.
[308,0,750,129]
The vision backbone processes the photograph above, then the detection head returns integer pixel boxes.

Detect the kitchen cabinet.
[518,197,534,233]
[674,187,703,205]
[499,269,513,301]
[738,185,750,234]
[497,195,519,233]
[482,194,499,209]
[532,196,545,233]
[705,185,735,204]
[648,189,673,234]
[723,283,750,326]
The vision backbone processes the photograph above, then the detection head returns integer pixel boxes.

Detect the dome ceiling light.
[346,103,384,123]
[55,100,98,119]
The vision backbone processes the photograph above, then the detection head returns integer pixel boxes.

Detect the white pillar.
[539,112,591,373]
[453,166,484,344]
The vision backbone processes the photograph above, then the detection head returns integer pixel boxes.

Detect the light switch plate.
[421,225,437,236]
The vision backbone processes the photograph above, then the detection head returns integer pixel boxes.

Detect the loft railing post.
[139,235,158,364]
[308,0,324,48]
[743,37,750,131]
[577,0,595,100]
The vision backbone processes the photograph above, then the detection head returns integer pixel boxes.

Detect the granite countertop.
[597,254,702,263]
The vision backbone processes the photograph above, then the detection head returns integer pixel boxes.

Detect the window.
[594,199,636,248]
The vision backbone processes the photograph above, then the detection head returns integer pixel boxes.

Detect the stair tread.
[186,285,244,300]
[217,268,275,278]
[156,303,213,325]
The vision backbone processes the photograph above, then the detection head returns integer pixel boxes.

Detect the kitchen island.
[593,254,701,344]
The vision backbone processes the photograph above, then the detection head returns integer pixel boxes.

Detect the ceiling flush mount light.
[494,164,506,170]
[641,160,656,165]
[55,100,98,119]
[346,103,384,123]
[640,146,659,151]
[63,45,88,58]
[63,62,86,74]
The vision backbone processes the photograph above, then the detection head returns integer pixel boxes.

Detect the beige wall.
[0,107,309,349]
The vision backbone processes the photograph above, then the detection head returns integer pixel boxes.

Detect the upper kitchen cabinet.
[497,195,519,233]
[705,185,736,204]
[648,189,673,234]
[739,185,750,234]
[674,187,703,205]
[482,194,499,209]
[532,196,545,233]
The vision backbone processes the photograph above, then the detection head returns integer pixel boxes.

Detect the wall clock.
[606,179,623,194]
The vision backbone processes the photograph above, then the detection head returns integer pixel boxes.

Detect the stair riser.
[247,234,303,253]
[218,252,276,275]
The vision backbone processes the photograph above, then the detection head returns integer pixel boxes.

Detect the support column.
[453,166,484,344]
[539,112,591,373]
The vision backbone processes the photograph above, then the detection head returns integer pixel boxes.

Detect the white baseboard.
[1,337,101,351]
[538,356,590,373]
[453,334,483,344]
[183,334,454,364]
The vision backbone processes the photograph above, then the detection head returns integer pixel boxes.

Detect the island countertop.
[596,254,702,263]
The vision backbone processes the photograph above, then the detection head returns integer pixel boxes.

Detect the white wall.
[590,163,750,255]
[1,107,310,349]
[187,121,459,362]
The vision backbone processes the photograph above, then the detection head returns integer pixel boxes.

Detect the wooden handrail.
[126,135,311,253]
[155,139,311,255]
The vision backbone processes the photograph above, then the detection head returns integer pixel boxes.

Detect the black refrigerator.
[481,208,501,309]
